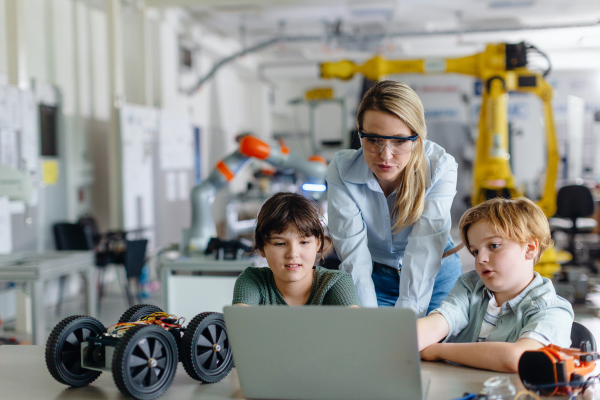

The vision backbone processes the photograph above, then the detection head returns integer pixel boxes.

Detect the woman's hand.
[420,343,443,361]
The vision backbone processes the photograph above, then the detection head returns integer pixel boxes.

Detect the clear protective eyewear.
[358,131,419,155]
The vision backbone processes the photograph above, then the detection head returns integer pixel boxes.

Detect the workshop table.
[0,251,96,345]
[0,345,548,400]
[159,254,252,318]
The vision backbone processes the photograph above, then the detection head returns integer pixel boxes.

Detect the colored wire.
[106,312,185,335]
[581,375,600,395]
[451,393,477,400]
[524,378,599,390]
[522,376,600,399]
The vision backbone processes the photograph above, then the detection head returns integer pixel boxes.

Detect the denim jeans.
[372,236,462,314]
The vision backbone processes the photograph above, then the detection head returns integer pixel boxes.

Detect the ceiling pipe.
[182,34,321,95]
[181,19,600,95]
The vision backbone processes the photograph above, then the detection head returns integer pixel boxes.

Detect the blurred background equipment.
[0,165,33,203]
[52,218,149,311]
[187,134,327,255]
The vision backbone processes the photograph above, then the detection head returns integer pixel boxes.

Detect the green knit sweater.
[232,266,360,306]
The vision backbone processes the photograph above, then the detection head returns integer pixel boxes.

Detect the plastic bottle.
[482,376,516,400]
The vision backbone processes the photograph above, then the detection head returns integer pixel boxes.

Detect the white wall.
[90,7,110,121]
[244,80,271,140]
[121,5,144,106]
[23,0,48,83]
[51,0,76,115]
[75,1,91,118]
[0,0,6,74]
[549,70,600,180]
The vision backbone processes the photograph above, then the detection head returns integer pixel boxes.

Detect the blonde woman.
[327,80,462,316]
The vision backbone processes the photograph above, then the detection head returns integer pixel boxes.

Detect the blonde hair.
[459,197,553,265]
[357,80,428,232]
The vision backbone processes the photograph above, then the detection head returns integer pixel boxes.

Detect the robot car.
[45,304,234,400]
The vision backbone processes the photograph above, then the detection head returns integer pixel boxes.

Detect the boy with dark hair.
[233,192,360,307]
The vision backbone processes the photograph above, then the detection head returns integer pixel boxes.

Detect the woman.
[327,80,462,316]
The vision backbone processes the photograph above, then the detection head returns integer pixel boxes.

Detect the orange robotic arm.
[187,135,327,253]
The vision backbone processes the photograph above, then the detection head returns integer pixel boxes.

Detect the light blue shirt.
[433,271,573,347]
[326,141,457,316]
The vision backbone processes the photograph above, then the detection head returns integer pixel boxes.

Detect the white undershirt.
[478,294,551,345]
[478,295,501,342]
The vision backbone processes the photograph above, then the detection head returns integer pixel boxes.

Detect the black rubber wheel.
[45,315,106,387]
[118,304,164,323]
[112,325,177,400]
[180,312,234,383]
[112,324,178,400]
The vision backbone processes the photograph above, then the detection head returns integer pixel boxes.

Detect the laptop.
[223,306,430,400]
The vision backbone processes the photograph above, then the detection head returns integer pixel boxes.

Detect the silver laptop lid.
[223,306,424,400]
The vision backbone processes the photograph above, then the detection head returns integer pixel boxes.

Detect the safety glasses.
[358,131,419,155]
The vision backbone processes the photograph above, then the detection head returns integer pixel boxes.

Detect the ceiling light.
[302,183,327,192]
[348,1,395,19]
[488,0,535,8]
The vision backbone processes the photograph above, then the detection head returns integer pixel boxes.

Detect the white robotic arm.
[187,135,327,254]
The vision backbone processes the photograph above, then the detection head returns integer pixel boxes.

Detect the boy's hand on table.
[419,338,545,372]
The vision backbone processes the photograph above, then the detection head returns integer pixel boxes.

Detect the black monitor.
[39,104,58,156]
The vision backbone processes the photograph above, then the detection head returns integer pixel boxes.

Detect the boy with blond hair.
[417,197,573,373]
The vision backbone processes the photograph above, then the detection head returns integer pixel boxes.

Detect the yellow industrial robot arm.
[321,43,558,217]
[320,43,509,81]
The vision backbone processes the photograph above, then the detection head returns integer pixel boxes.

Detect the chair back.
[571,321,597,351]
[77,214,102,245]
[123,239,148,279]
[555,185,595,220]
[53,223,94,251]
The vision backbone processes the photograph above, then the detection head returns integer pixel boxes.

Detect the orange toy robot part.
[518,344,599,396]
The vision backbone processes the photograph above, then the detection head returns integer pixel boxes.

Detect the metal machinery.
[0,164,33,202]
[320,42,561,277]
[187,135,327,255]
[288,87,349,155]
